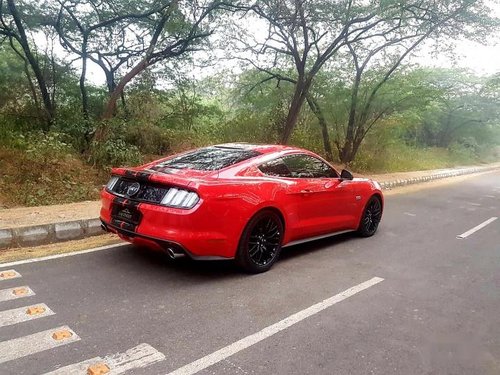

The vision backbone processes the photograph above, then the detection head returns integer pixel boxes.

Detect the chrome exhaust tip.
[166,247,185,260]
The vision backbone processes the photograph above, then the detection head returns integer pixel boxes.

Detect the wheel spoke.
[249,244,260,257]
[265,219,273,231]
[266,228,279,238]
[265,223,278,234]
[257,248,264,263]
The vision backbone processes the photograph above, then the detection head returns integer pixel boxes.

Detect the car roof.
[214,143,301,155]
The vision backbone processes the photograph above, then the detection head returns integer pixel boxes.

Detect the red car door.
[281,154,357,240]
[287,177,357,239]
[322,178,359,230]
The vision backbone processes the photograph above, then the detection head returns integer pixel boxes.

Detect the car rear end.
[100,145,267,259]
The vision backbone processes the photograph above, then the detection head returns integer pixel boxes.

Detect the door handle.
[301,189,312,194]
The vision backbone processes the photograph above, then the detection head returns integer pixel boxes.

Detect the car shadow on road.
[279,232,356,262]
[121,245,241,281]
[118,232,357,281]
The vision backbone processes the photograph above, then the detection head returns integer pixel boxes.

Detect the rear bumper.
[100,190,239,259]
[100,219,231,260]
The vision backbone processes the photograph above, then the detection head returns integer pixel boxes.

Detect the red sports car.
[100,143,383,273]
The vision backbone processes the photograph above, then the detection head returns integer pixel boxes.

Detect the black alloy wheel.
[357,196,382,237]
[236,210,284,273]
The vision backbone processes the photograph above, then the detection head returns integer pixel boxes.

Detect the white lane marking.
[167,277,384,375]
[0,243,124,269]
[0,325,80,364]
[0,303,54,328]
[0,269,21,280]
[457,217,498,239]
[0,286,35,302]
[484,195,495,198]
[44,343,166,374]
[404,212,416,217]
[466,202,481,206]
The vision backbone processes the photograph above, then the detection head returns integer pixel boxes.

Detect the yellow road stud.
[52,329,73,341]
[87,363,110,375]
[0,271,17,279]
[26,306,46,315]
[12,287,28,296]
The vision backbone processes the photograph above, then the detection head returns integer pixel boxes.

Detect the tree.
[101,0,229,119]
[0,0,55,128]
[0,43,40,119]
[330,0,497,164]
[415,69,500,150]
[52,0,172,119]
[230,0,498,151]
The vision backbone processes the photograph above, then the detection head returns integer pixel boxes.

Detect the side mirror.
[340,169,353,181]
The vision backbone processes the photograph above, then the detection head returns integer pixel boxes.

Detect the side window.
[283,154,338,178]
[258,158,292,177]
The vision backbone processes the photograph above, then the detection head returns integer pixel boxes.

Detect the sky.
[416,39,499,76]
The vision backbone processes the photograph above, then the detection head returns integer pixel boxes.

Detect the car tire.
[236,210,284,273]
[357,195,382,237]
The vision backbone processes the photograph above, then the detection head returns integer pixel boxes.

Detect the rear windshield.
[152,147,261,171]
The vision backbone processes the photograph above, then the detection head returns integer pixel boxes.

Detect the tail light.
[106,176,120,190]
[161,188,199,209]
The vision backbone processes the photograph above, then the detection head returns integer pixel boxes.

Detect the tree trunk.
[280,78,310,144]
[306,95,334,162]
[8,0,54,129]
[120,90,129,117]
[104,71,115,94]
[339,140,353,165]
[340,135,365,165]
[80,37,89,120]
[23,60,40,111]
[341,69,363,164]
[102,60,149,119]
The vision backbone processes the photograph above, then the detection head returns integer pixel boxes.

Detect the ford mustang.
[100,143,383,273]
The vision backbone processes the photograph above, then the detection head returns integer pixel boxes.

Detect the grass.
[350,143,485,173]
[0,146,107,208]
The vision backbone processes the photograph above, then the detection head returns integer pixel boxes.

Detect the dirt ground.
[0,201,101,229]
[0,233,121,263]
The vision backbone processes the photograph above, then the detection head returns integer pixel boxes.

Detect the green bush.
[448,139,479,162]
[123,124,171,155]
[89,138,142,168]
[24,132,74,162]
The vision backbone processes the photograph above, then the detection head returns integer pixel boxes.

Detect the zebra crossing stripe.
[0,303,55,328]
[44,343,166,374]
[0,326,80,364]
[0,270,21,281]
[0,286,35,302]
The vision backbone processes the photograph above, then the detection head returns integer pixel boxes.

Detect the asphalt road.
[1,171,499,375]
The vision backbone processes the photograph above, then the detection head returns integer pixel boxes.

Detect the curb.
[1,164,499,250]
[0,218,104,250]
[377,165,498,190]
